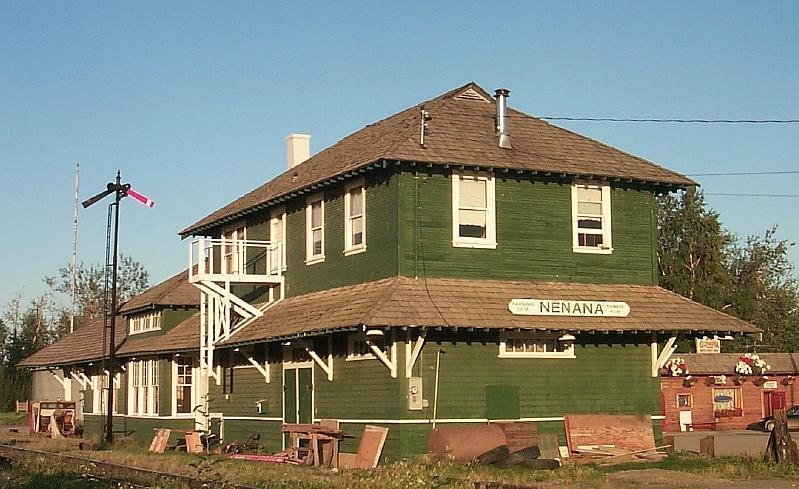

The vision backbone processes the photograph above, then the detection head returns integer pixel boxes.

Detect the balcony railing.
[189,238,284,284]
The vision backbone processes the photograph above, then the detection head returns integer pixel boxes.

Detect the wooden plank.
[185,431,204,454]
[353,425,389,468]
[537,433,560,460]
[564,414,655,453]
[149,428,171,453]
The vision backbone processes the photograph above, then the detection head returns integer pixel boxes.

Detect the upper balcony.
[189,238,285,284]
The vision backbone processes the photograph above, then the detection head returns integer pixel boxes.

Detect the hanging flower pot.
[734,374,746,385]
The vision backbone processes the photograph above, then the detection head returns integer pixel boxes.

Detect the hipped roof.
[119,269,198,314]
[18,317,126,368]
[680,353,799,375]
[181,83,695,236]
[221,276,758,347]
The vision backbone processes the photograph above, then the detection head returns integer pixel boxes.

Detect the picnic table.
[281,423,344,467]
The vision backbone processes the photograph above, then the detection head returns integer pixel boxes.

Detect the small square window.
[498,332,576,359]
[677,394,692,408]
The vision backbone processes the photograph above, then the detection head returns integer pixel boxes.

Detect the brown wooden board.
[494,422,538,453]
[149,429,171,453]
[537,433,560,460]
[353,425,389,468]
[427,424,506,463]
[185,431,204,454]
[564,414,655,454]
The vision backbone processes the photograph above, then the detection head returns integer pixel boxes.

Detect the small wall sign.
[695,338,721,354]
[508,299,630,317]
[763,380,779,390]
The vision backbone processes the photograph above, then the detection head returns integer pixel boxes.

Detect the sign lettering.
[508,299,630,317]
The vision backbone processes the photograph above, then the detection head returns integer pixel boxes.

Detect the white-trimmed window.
[91,372,120,414]
[344,179,366,254]
[173,356,196,415]
[222,225,246,274]
[571,183,612,253]
[346,333,388,361]
[269,206,286,273]
[305,193,325,264]
[129,311,161,335]
[452,172,496,248]
[499,332,576,358]
[128,359,159,416]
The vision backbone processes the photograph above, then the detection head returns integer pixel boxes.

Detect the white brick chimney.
[286,134,311,169]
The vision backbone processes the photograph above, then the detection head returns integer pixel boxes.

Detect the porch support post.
[405,330,426,378]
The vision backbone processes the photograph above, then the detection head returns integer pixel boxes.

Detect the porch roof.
[119,269,199,315]
[18,316,126,368]
[221,276,759,346]
[116,312,200,357]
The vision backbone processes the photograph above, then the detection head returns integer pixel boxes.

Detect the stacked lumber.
[564,415,668,465]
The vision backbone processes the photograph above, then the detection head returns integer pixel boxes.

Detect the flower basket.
[734,374,746,385]
[714,408,743,418]
[753,376,769,386]
[735,353,771,376]
[783,376,796,386]
[664,356,688,377]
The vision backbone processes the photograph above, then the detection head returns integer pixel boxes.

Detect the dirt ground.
[603,469,799,489]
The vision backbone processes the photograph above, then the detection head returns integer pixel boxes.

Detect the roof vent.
[455,87,490,102]
[494,88,511,149]
[286,134,311,169]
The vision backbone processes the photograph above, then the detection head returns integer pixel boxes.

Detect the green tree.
[657,189,732,310]
[727,227,799,351]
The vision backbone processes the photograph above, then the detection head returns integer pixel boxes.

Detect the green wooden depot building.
[21,83,758,458]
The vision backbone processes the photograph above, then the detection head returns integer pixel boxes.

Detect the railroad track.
[0,443,257,489]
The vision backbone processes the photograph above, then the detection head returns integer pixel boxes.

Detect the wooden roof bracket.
[405,329,426,378]
[651,333,677,377]
[297,338,333,381]
[234,347,270,383]
[69,370,92,390]
[366,329,397,379]
[46,368,70,389]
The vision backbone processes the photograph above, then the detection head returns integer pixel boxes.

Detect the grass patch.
[0,412,27,426]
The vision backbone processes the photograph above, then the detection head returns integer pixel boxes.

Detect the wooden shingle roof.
[181,83,695,236]
[680,353,799,375]
[18,317,125,368]
[222,276,758,346]
[117,312,200,357]
[119,269,198,314]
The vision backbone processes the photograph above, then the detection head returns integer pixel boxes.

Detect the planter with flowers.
[663,356,688,377]
[714,408,743,418]
[734,353,771,385]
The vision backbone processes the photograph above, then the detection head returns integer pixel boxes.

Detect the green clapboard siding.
[398,169,658,285]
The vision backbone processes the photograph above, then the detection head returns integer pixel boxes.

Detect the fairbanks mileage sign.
[508,299,630,317]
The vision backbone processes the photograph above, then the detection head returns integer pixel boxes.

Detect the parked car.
[763,405,799,432]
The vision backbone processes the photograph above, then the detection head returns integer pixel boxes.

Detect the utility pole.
[71,163,80,334]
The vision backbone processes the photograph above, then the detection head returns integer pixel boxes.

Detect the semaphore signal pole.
[82,171,155,443]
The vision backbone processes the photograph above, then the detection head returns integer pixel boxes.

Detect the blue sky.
[1,1,797,306]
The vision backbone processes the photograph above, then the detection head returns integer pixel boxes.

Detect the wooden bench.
[15,401,28,414]
[686,421,717,431]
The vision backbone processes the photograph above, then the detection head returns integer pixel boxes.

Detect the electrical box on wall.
[408,376,424,410]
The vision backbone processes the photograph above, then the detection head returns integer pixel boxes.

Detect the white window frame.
[172,356,197,416]
[305,193,325,265]
[571,182,613,254]
[451,172,497,249]
[221,224,247,274]
[346,333,389,361]
[269,206,287,273]
[127,359,159,416]
[91,372,120,414]
[344,178,367,255]
[129,311,162,335]
[498,332,576,359]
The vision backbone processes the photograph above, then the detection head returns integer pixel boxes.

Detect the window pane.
[459,209,486,238]
[352,216,363,245]
[578,202,603,215]
[349,187,363,215]
[271,216,283,242]
[577,187,602,203]
[579,232,604,247]
[313,229,323,255]
[577,217,602,230]
[311,201,322,227]
[460,178,487,208]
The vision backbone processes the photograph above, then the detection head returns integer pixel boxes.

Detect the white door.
[679,410,693,432]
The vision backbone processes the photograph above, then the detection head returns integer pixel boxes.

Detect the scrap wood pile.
[564,414,668,465]
[765,409,799,464]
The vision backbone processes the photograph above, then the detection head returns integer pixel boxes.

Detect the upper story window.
[305,193,325,265]
[571,183,612,254]
[452,172,496,249]
[222,225,246,273]
[346,333,389,361]
[129,311,161,335]
[128,359,159,416]
[269,206,286,273]
[344,179,366,255]
[498,332,576,359]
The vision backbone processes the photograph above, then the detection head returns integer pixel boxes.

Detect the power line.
[695,171,799,177]
[705,193,799,198]
[537,116,799,124]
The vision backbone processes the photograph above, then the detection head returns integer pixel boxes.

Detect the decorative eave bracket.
[235,347,271,383]
[651,335,678,377]
[405,331,426,378]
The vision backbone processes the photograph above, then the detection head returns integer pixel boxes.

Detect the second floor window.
[222,225,246,273]
[451,172,496,249]
[305,194,325,264]
[571,183,612,254]
[344,179,366,254]
[269,207,286,273]
[129,311,161,335]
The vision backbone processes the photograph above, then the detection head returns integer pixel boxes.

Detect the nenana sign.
[508,299,630,317]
